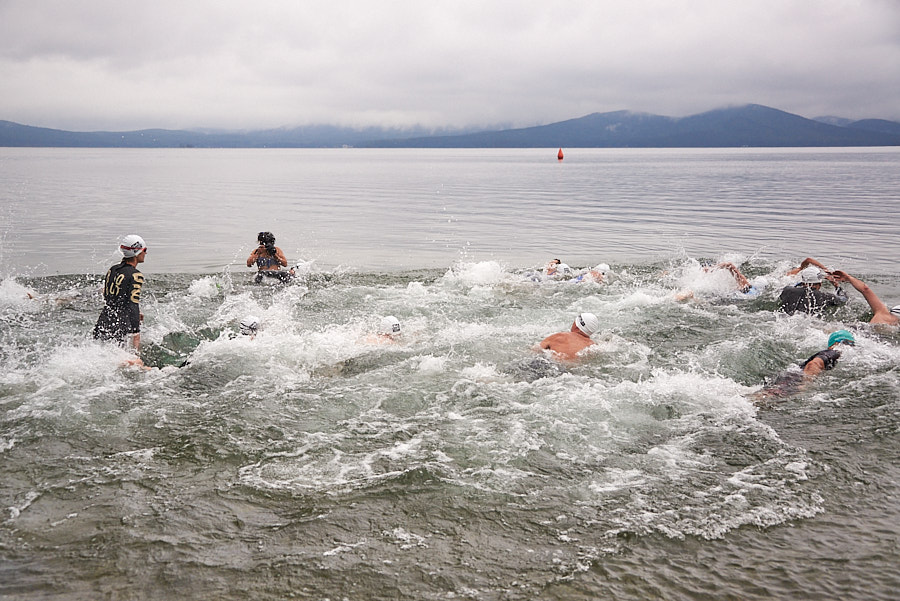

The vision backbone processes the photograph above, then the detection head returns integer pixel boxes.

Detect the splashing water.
[2,255,899,600]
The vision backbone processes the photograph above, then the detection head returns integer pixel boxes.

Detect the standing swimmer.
[93,235,147,365]
[247,232,292,283]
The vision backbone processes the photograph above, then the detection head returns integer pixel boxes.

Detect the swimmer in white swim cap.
[576,263,610,283]
[535,312,600,361]
[364,315,402,345]
[239,315,260,338]
[378,315,401,336]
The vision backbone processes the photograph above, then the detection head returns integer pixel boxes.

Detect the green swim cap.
[827,330,855,347]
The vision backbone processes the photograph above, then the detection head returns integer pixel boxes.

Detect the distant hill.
[3,105,900,148]
[846,119,900,136]
[0,121,474,148]
[813,116,853,127]
[365,105,900,148]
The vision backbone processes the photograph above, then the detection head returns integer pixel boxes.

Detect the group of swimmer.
[534,255,897,403]
[91,232,899,397]
[534,258,610,283]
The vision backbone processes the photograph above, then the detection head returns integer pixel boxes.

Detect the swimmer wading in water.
[92,234,148,364]
[247,231,292,283]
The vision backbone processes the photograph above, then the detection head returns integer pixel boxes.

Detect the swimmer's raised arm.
[831,270,899,324]
[717,262,751,291]
[787,257,829,276]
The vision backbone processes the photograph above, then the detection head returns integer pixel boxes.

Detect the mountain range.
[2,104,900,148]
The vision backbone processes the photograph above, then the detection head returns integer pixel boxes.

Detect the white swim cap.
[120,234,147,258]
[378,315,401,335]
[595,263,610,274]
[800,267,823,284]
[239,315,260,335]
[574,312,600,336]
[890,305,900,317]
[559,263,572,274]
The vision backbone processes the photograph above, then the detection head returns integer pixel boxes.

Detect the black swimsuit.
[778,284,847,316]
[253,247,292,283]
[759,348,842,399]
[93,261,143,343]
[800,349,841,371]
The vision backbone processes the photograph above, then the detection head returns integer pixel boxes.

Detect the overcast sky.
[2,0,899,132]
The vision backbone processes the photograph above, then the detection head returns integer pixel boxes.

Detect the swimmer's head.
[891,305,900,317]
[239,315,260,336]
[800,267,824,284]
[257,231,275,245]
[120,234,147,258]
[378,315,401,336]
[574,312,600,336]
[594,263,610,275]
[827,329,855,348]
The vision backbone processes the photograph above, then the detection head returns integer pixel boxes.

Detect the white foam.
[383,527,428,549]
[440,260,519,287]
[416,355,447,373]
[239,433,437,494]
[187,275,225,298]
[459,362,503,382]
[6,490,40,521]
[0,277,36,308]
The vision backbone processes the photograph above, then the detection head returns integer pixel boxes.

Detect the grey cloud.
[1,0,899,131]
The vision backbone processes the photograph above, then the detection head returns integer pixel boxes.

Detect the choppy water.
[1,148,899,600]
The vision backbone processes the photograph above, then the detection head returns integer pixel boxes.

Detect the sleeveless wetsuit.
[759,348,842,399]
[92,260,143,343]
[800,348,841,371]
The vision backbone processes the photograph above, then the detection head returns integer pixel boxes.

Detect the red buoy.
[557,148,564,161]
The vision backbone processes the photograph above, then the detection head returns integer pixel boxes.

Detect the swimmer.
[801,329,856,377]
[544,259,572,278]
[535,312,600,361]
[545,259,562,276]
[716,262,755,294]
[365,315,402,345]
[574,263,610,283]
[239,315,260,340]
[830,271,900,326]
[675,261,758,301]
[25,290,81,306]
[247,232,292,284]
[177,315,260,368]
[778,266,847,316]
[93,234,147,367]
[753,329,856,404]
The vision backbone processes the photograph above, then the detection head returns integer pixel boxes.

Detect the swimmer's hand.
[123,356,152,370]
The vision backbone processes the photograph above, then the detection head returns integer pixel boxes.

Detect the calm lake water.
[2,147,899,275]
[1,148,899,600]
